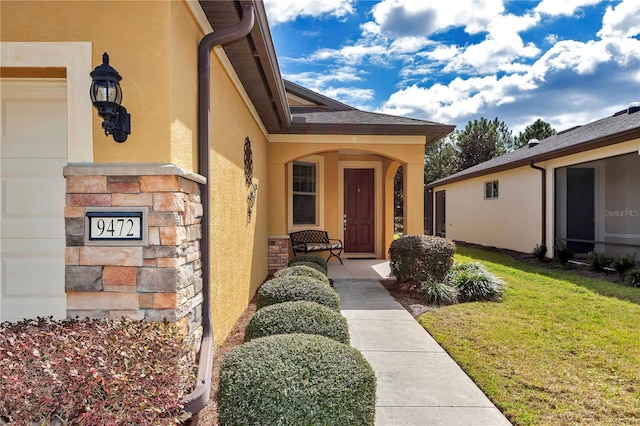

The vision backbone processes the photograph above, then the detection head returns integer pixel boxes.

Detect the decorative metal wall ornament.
[244,137,253,186]
[244,137,258,223]
[247,181,258,224]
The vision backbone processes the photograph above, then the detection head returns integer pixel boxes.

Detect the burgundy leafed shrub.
[0,317,195,425]
[389,235,456,282]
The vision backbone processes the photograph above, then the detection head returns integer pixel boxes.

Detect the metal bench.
[290,230,343,264]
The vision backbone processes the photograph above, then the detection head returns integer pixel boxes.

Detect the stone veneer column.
[63,164,205,348]
[268,235,290,275]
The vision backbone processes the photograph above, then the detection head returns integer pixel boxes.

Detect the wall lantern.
[90,52,131,143]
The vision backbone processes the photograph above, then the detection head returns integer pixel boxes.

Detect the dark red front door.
[344,169,375,252]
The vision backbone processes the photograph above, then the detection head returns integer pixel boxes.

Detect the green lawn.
[419,246,640,425]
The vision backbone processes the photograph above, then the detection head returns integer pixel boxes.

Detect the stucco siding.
[169,1,201,171]
[209,53,269,345]
[434,167,542,254]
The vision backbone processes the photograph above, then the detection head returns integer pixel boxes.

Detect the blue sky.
[263,0,640,134]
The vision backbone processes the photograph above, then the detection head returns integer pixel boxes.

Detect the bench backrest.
[290,230,330,244]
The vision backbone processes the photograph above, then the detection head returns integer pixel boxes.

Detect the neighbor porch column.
[404,162,425,235]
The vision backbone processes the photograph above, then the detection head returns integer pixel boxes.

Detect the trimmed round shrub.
[257,276,340,311]
[274,264,331,286]
[244,301,350,344]
[286,261,326,276]
[446,262,503,302]
[389,235,455,282]
[415,279,458,305]
[218,334,376,426]
[288,254,328,274]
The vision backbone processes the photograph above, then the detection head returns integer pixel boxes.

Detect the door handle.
[343,213,347,231]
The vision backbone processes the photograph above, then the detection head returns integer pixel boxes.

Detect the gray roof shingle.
[284,81,455,140]
[428,106,640,187]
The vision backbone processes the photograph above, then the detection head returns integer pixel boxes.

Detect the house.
[427,104,640,260]
[0,0,453,412]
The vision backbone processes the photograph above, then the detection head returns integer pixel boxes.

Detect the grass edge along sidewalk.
[419,245,640,426]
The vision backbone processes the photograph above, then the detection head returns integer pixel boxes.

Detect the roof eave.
[199,0,291,132]
[284,122,455,139]
[284,80,354,111]
[249,1,291,129]
[428,126,640,188]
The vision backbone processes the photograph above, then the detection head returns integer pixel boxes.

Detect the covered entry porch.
[267,137,426,269]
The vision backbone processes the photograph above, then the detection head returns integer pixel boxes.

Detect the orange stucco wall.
[208,52,269,344]
[1,0,269,345]
[0,0,198,169]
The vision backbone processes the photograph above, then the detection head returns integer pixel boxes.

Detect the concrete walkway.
[328,259,511,426]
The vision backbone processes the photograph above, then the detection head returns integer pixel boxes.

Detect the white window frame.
[485,180,499,200]
[288,155,324,231]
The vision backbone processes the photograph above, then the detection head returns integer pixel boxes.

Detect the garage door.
[1,79,67,321]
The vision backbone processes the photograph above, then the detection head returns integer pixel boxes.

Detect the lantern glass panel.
[91,81,121,104]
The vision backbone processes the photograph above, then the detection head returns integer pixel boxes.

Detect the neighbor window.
[485,180,499,199]
[293,161,317,225]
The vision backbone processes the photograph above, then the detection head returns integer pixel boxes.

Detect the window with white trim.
[292,161,317,225]
[485,180,499,199]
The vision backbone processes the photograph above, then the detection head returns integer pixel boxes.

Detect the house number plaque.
[85,208,148,245]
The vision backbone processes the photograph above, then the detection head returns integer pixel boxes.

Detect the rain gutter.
[529,161,547,249]
[183,2,255,414]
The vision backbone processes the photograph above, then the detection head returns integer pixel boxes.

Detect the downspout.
[183,2,255,414]
[530,161,547,249]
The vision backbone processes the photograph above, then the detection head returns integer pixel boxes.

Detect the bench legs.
[327,247,343,265]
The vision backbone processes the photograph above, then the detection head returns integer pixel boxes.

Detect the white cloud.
[531,37,640,77]
[534,0,602,17]
[263,0,355,25]
[378,34,640,129]
[442,13,541,74]
[598,0,640,38]
[283,67,364,89]
[369,0,505,37]
[309,43,390,65]
[305,3,542,77]
[322,87,376,107]
[444,37,540,75]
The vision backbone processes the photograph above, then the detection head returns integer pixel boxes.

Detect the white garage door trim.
[1,41,93,162]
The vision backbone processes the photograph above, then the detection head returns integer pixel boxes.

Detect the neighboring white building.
[427,104,640,259]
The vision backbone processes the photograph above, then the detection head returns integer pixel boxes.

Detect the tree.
[516,119,557,148]
[454,117,514,172]
[424,136,457,184]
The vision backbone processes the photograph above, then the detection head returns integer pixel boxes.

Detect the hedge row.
[218,256,376,425]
